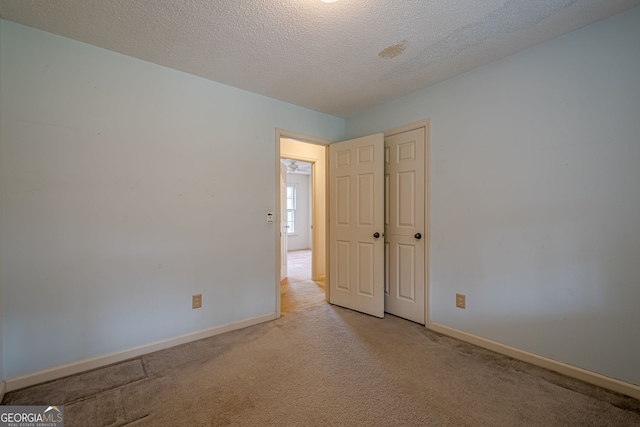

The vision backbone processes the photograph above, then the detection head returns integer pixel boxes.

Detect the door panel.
[336,241,351,291]
[329,134,384,318]
[397,242,416,300]
[336,177,350,225]
[384,241,390,294]
[384,128,426,324]
[358,173,376,227]
[397,170,416,227]
[357,243,374,296]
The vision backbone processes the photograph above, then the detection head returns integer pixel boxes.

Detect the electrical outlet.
[456,293,466,309]
[192,294,202,309]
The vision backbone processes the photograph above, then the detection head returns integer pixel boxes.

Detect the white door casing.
[384,127,426,324]
[280,164,288,281]
[329,134,385,318]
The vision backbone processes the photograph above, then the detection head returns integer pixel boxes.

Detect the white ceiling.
[281,159,312,175]
[1,0,638,118]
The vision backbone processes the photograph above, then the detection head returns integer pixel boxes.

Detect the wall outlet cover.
[192,294,202,309]
[456,293,466,309]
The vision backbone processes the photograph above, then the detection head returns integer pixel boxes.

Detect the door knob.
[373,232,380,238]
[415,233,422,240]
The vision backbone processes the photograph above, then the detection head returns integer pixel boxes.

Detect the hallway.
[281,250,325,315]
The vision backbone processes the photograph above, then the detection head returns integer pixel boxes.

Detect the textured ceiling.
[1,0,639,118]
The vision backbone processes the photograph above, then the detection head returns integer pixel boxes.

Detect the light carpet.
[3,303,640,426]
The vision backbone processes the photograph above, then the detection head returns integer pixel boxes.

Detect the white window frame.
[286,185,296,234]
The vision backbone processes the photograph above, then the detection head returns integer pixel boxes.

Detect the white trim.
[384,119,431,138]
[278,130,334,147]
[275,134,282,317]
[429,322,640,400]
[324,146,330,304]
[5,312,276,392]
[0,381,6,403]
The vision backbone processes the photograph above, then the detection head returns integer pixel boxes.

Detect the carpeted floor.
[3,252,640,426]
[281,250,325,316]
[3,303,640,426]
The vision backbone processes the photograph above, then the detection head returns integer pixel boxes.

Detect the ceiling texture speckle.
[1,0,638,118]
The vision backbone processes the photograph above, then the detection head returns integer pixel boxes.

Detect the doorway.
[280,158,325,315]
[276,130,331,318]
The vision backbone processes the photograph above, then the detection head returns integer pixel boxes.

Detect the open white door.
[329,134,385,318]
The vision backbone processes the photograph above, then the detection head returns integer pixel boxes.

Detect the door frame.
[275,129,332,318]
[383,119,431,327]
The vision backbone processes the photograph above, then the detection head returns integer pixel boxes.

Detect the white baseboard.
[5,312,277,393]
[429,322,640,400]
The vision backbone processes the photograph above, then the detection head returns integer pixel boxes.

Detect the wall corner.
[0,17,6,387]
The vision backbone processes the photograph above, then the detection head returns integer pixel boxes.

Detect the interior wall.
[0,20,345,379]
[346,7,640,386]
[0,18,4,385]
[280,139,327,281]
[286,173,311,251]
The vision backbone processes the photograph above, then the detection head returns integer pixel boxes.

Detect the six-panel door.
[384,128,426,324]
[329,134,385,318]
